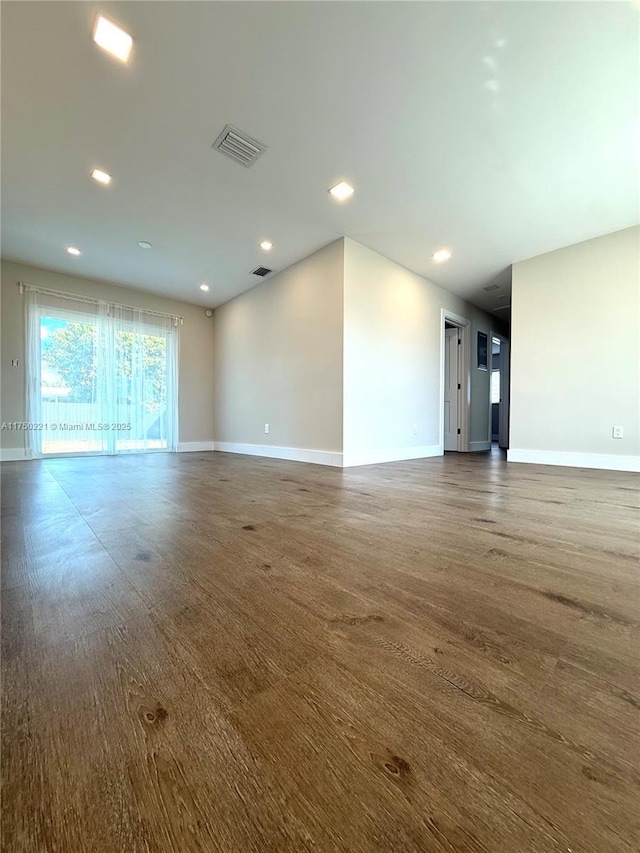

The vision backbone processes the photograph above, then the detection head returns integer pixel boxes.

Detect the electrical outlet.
[264,423,270,434]
[612,426,624,439]
[412,424,418,435]
[11,359,19,367]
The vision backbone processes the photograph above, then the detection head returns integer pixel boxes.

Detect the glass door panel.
[40,315,108,455]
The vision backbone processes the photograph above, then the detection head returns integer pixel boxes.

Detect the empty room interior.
[1,2,639,851]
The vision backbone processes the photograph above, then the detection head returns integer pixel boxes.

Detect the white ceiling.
[2,1,638,313]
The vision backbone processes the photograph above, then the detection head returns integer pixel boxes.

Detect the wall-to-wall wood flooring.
[2,450,638,852]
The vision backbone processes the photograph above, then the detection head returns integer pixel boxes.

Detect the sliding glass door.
[26,288,180,457]
[111,325,170,452]
[40,312,104,455]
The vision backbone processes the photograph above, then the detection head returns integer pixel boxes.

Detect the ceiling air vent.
[483,284,500,292]
[212,124,266,168]
[251,266,273,277]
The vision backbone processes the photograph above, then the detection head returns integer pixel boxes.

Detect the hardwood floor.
[1,449,639,852]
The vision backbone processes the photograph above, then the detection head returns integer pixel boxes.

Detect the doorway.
[441,311,470,452]
[490,333,510,449]
[444,322,460,450]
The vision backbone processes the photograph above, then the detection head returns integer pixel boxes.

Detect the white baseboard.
[0,448,28,462]
[214,441,343,468]
[178,441,215,453]
[342,444,442,468]
[507,448,640,473]
[469,441,492,452]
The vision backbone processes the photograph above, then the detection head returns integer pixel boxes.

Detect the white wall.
[509,226,639,471]
[213,240,344,465]
[0,260,215,458]
[213,237,497,468]
[343,239,496,466]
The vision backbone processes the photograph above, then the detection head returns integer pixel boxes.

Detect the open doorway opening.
[444,322,460,451]
[441,311,470,452]
[490,334,510,449]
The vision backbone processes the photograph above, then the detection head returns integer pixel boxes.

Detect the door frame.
[489,330,510,448]
[440,309,470,453]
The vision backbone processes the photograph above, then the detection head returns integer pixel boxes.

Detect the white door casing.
[499,337,510,449]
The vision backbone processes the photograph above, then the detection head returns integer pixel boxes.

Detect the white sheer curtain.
[98,302,180,453]
[24,286,180,457]
[24,287,43,455]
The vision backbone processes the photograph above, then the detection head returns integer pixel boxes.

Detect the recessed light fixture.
[431,248,452,263]
[200,284,210,292]
[137,241,152,249]
[67,246,81,256]
[91,168,112,185]
[259,240,273,251]
[328,181,354,201]
[92,15,133,64]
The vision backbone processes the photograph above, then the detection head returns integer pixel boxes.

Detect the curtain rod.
[18,282,184,324]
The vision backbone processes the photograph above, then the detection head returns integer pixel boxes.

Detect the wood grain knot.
[242,525,256,531]
[486,547,510,559]
[332,614,384,626]
[372,751,411,780]
[135,551,152,562]
[140,704,168,726]
[581,765,615,785]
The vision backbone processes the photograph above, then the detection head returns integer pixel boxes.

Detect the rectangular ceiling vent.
[251,266,273,277]
[212,124,266,168]
[483,284,500,292]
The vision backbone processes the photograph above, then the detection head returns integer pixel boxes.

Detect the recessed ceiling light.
[137,241,152,249]
[92,15,133,64]
[67,246,81,256]
[328,181,354,201]
[259,240,273,251]
[431,248,452,263]
[91,168,112,185]
[200,284,210,292]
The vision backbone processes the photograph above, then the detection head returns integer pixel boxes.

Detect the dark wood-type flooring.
[1,449,639,852]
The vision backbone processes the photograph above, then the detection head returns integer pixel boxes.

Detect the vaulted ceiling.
[2,1,638,313]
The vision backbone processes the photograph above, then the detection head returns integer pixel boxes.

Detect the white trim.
[440,309,470,453]
[178,441,215,453]
[507,449,640,473]
[488,329,502,441]
[214,441,343,467]
[469,440,491,452]
[490,330,510,449]
[343,444,442,468]
[0,447,29,462]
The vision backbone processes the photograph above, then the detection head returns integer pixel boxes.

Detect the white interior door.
[499,338,510,449]
[444,327,459,451]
